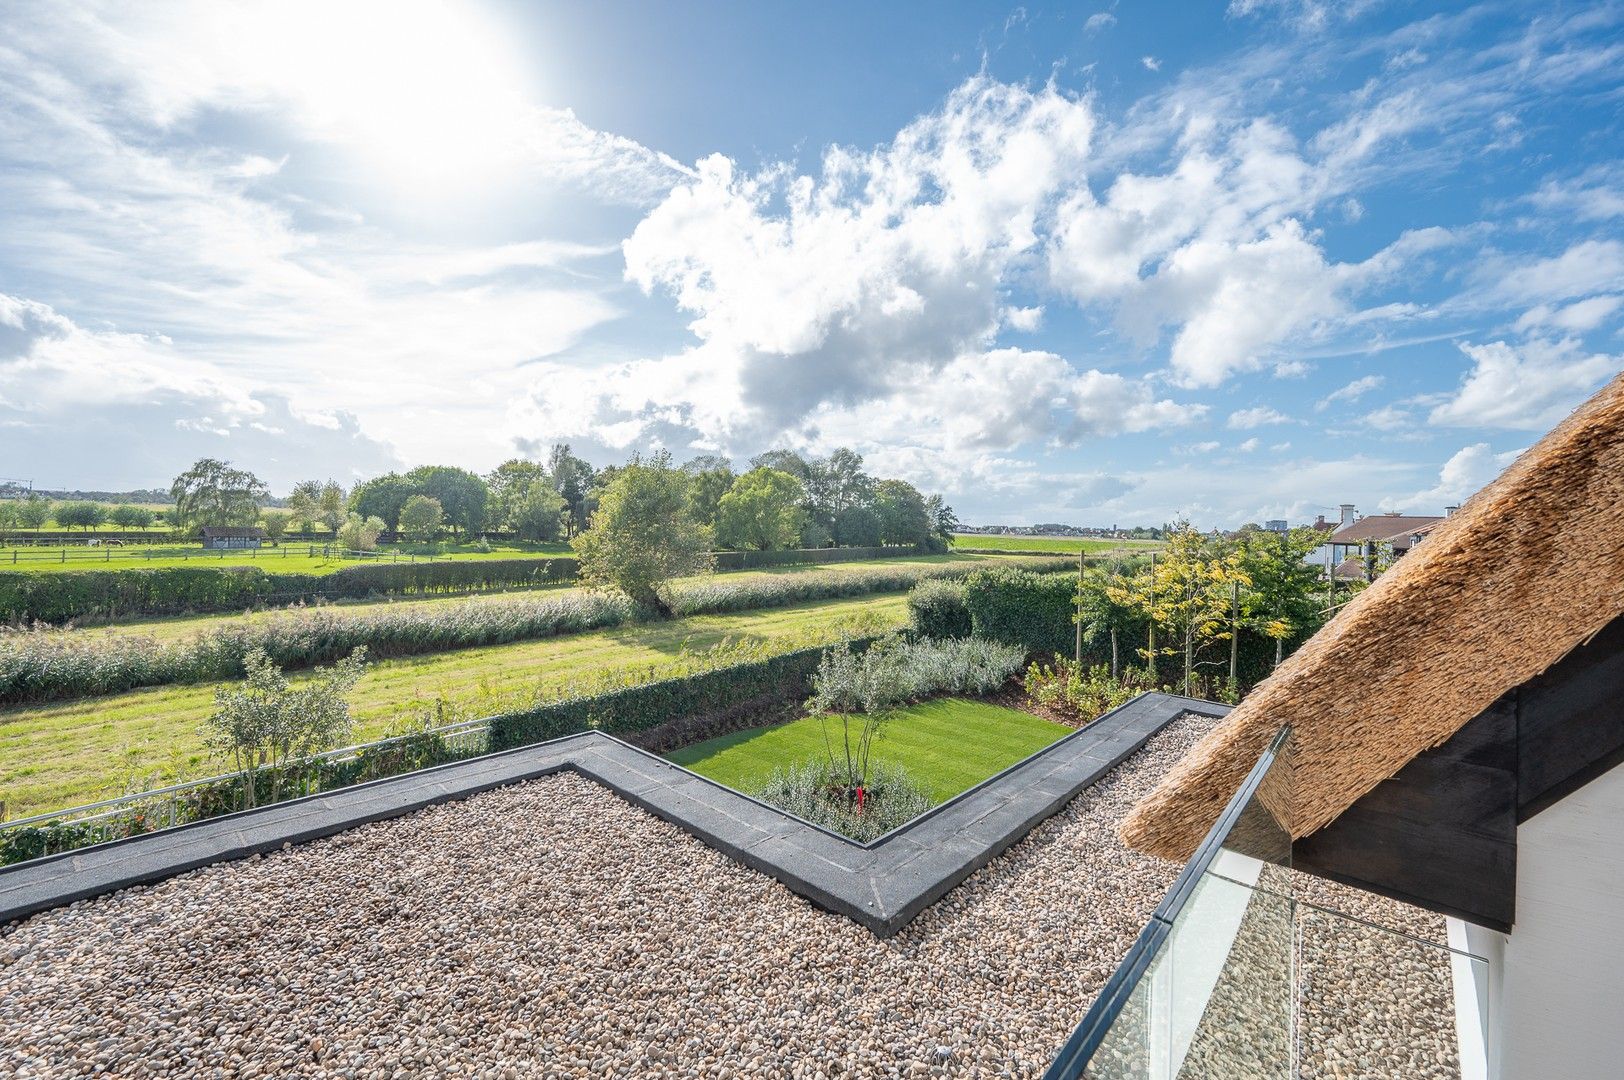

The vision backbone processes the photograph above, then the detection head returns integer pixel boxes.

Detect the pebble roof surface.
[0,713,1460,1078]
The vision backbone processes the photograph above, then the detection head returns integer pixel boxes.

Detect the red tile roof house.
[8,378,1624,1076]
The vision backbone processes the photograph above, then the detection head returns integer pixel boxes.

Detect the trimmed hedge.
[962,566,1079,659]
[906,578,972,638]
[489,639,876,751]
[711,545,923,569]
[0,557,579,624]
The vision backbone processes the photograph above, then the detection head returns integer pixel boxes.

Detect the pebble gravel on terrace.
[0,713,1460,1077]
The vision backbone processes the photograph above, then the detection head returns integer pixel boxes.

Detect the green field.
[669,697,1071,805]
[0,540,574,574]
[950,534,1162,554]
[39,552,1010,642]
[0,593,912,819]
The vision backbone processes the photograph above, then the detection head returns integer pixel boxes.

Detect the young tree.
[1232,526,1329,669]
[171,460,268,533]
[108,505,155,530]
[337,513,386,552]
[1111,524,1248,693]
[17,495,51,530]
[203,646,368,808]
[318,481,347,533]
[807,638,906,795]
[404,466,488,539]
[872,479,933,546]
[260,510,290,543]
[54,501,107,531]
[715,467,806,550]
[510,481,566,542]
[0,500,17,539]
[397,494,444,542]
[1076,563,1141,678]
[349,472,415,531]
[571,451,713,616]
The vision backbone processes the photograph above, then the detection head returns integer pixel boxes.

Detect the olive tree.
[204,646,368,808]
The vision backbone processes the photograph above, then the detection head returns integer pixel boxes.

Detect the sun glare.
[206,0,533,197]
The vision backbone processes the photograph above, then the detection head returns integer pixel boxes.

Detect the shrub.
[753,759,931,843]
[962,566,1079,659]
[1023,660,1160,723]
[906,578,971,638]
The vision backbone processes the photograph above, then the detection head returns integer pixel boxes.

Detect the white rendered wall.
[1499,763,1624,1080]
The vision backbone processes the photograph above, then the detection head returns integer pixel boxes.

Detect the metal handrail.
[1043,724,1292,1080]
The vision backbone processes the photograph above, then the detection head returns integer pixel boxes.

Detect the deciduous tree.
[170,459,267,533]
[715,467,805,550]
[397,495,444,542]
[571,451,712,615]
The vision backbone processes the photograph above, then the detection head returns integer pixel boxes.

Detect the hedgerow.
[0,557,580,625]
[0,557,1070,705]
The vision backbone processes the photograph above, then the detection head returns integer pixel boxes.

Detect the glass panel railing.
[1292,899,1487,1080]
[1048,727,1489,1080]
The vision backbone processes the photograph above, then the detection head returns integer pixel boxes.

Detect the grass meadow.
[669,697,1071,805]
[0,593,910,819]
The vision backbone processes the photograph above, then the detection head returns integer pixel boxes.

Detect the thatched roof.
[1122,373,1624,862]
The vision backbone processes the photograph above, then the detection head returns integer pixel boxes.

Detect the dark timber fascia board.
[0,692,1222,936]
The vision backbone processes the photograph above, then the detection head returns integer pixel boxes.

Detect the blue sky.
[0,1,1620,526]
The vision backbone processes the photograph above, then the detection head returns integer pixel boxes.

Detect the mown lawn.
[668,697,1071,805]
[0,594,909,819]
[949,534,1162,554]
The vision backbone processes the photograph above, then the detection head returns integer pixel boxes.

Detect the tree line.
[82,447,958,555]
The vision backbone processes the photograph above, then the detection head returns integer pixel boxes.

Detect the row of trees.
[0,496,159,532]
[1075,522,1331,692]
[688,448,955,551]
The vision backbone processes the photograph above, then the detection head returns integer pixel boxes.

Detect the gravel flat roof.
[0,712,1460,1077]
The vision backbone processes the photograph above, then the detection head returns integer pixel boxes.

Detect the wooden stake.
[1229,579,1240,683]
[1074,550,1084,665]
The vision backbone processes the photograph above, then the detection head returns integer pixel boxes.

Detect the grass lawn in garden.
[0,594,910,820]
[950,534,1163,554]
[668,697,1071,806]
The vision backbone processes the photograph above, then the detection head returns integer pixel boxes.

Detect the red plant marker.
[856,786,865,814]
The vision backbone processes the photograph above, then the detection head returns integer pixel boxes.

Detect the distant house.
[1308,502,1450,579]
[200,526,265,550]
[1263,519,1288,533]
